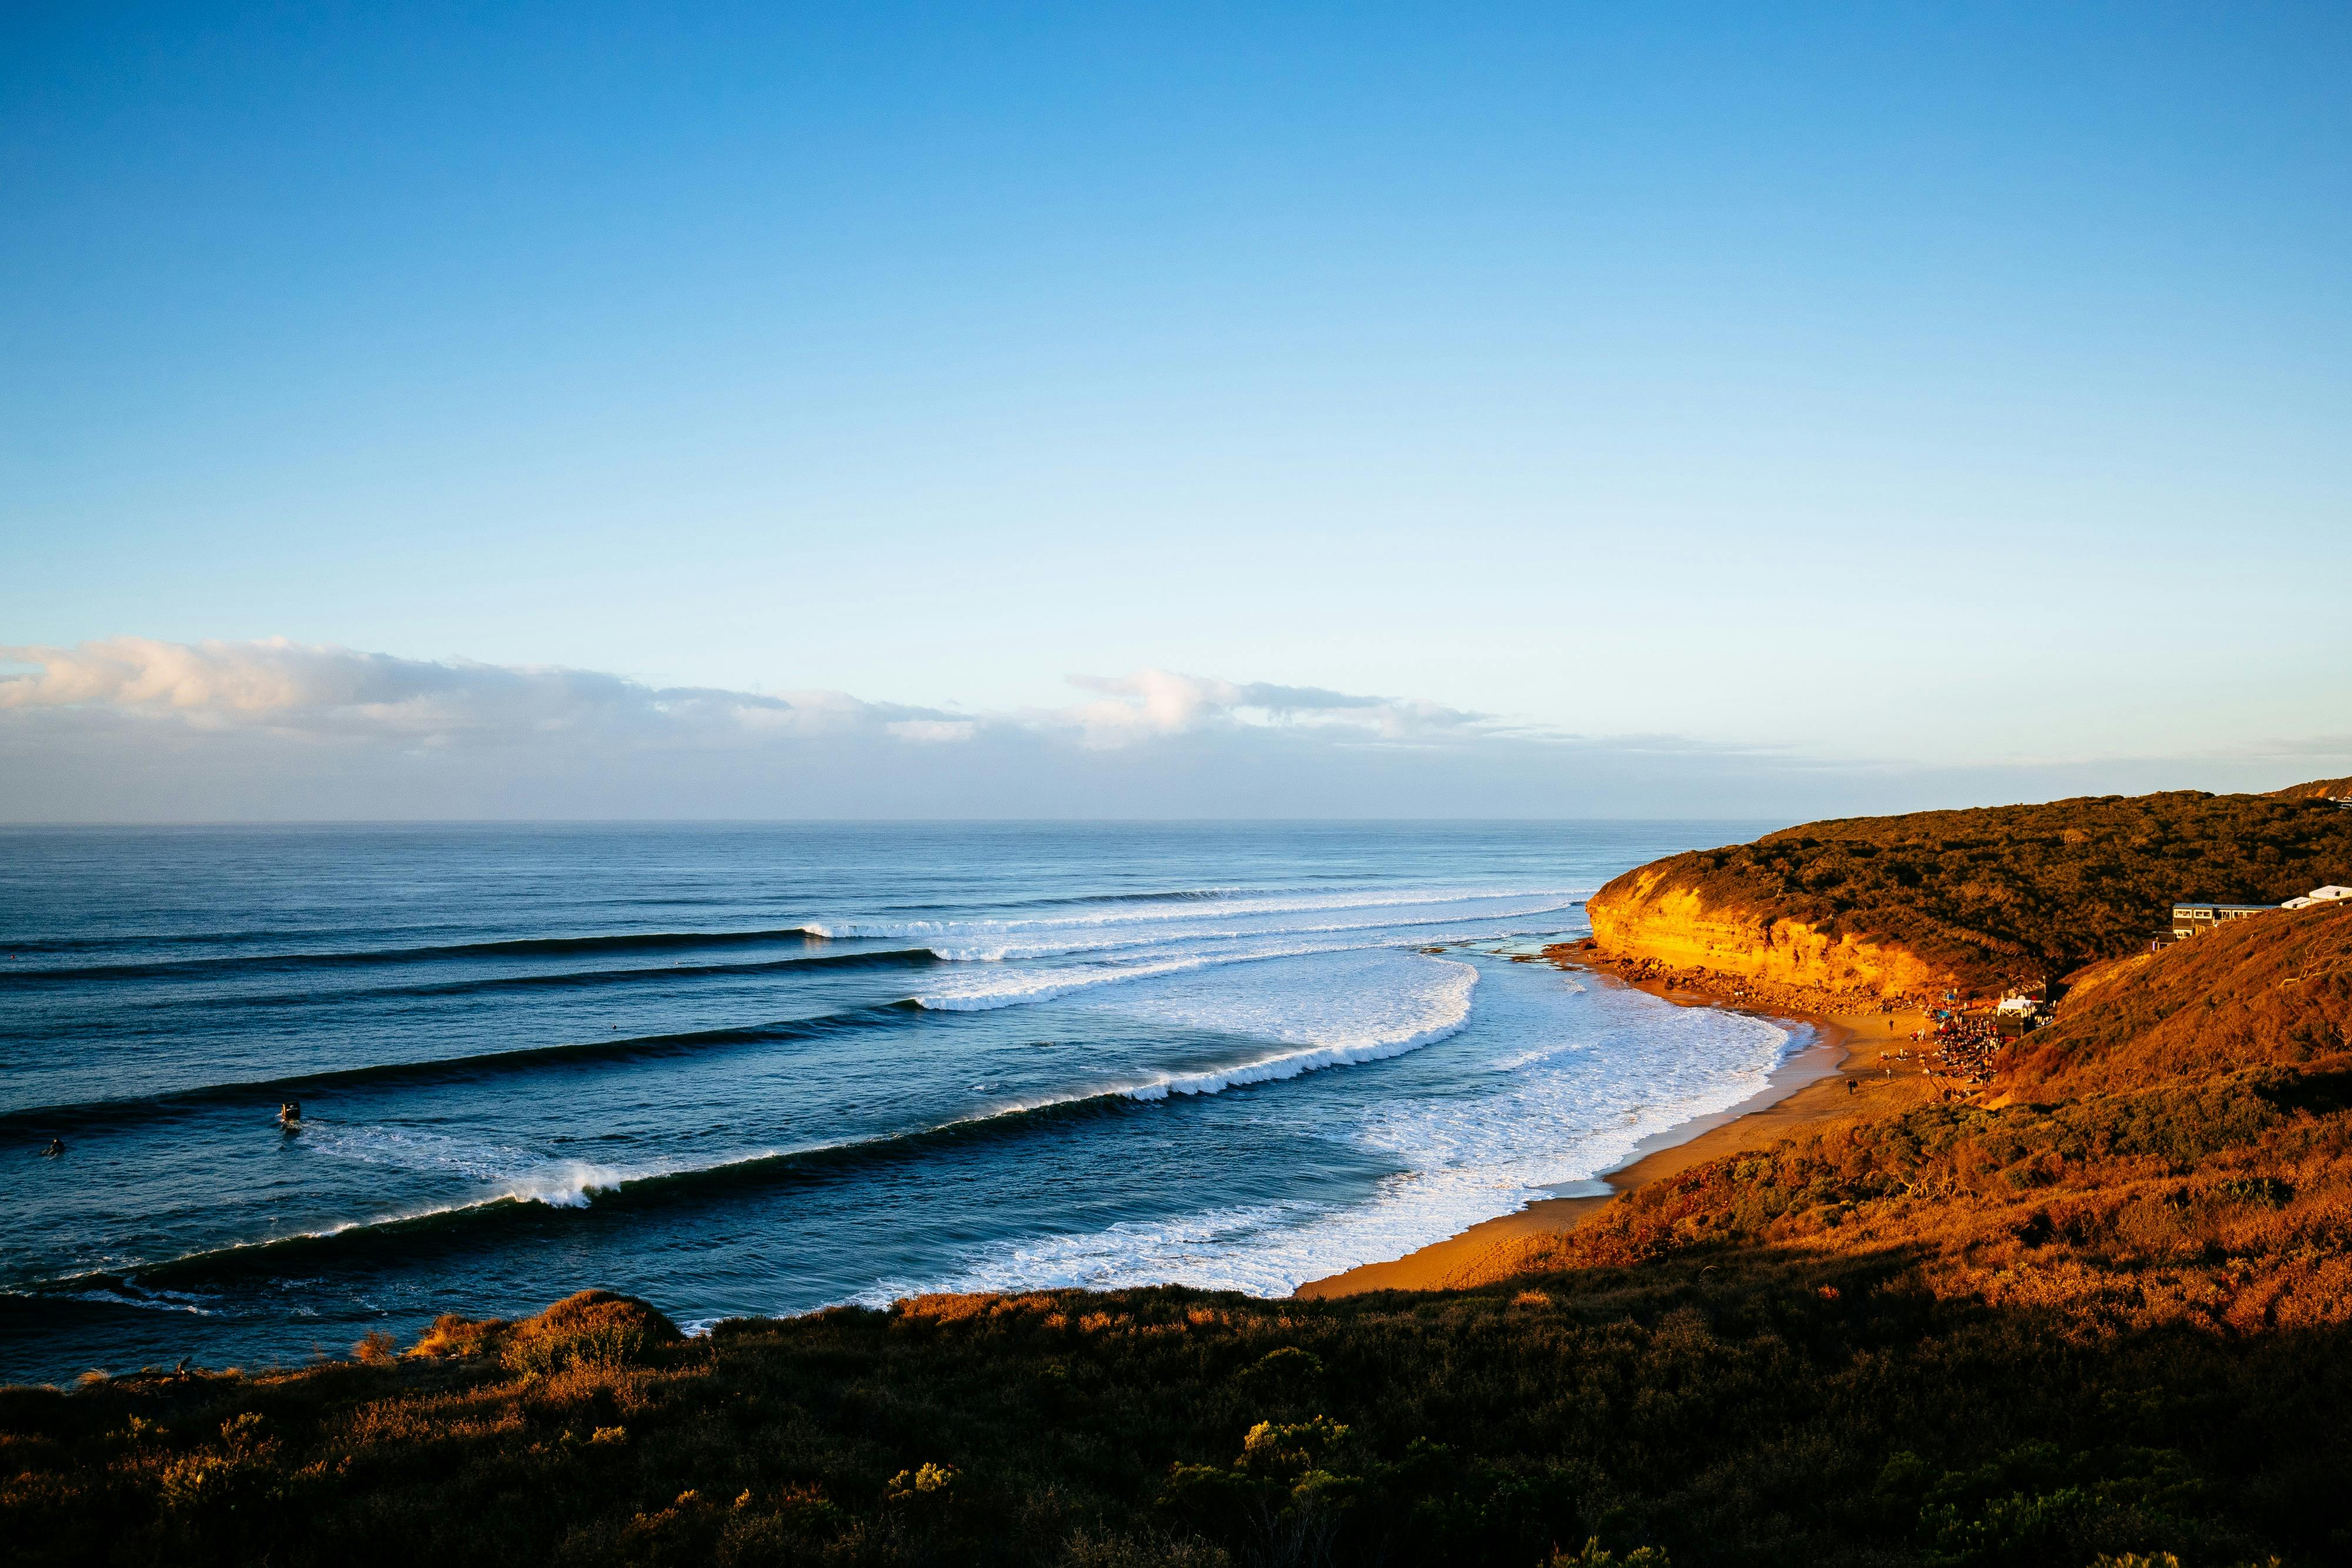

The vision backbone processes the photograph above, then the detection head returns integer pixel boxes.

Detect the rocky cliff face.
[1585,864,1956,999]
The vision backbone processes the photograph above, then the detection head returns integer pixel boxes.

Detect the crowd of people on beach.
[1887,1009,2006,1096]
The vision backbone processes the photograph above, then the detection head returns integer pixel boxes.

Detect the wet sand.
[1295,961,1932,1299]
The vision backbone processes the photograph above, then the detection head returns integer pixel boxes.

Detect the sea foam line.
[914,937,1495,1012]
[918,899,1585,964]
[1123,961,1477,1099]
[804,885,1589,941]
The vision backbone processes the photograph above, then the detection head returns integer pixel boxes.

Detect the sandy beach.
[1295,955,1935,1298]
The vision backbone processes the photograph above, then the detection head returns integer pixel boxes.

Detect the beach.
[1297,952,1935,1298]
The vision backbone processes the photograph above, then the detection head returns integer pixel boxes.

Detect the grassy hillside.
[2002,899,2352,1096]
[1588,783,2352,991]
[2266,776,2352,802]
[8,905,2351,1567]
[1481,902,2352,1328]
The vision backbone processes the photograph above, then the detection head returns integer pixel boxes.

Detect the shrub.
[1545,1539,1671,1567]
[407,1313,507,1359]
[499,1290,681,1379]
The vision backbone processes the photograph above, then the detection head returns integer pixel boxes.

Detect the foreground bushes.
[4,1254,2347,1568]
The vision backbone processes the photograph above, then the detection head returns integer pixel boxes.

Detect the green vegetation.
[1595,784,2352,989]
[8,838,2352,1567]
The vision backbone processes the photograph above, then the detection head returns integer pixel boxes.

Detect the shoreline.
[1294,955,1927,1299]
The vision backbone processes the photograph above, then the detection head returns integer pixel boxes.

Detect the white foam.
[807,885,1588,945]
[66,1287,217,1316]
[916,897,1586,964]
[304,1122,639,1209]
[866,970,1796,1301]
[502,1161,632,1208]
[915,930,1512,1012]
[1121,958,1478,1099]
[1489,1040,1580,1072]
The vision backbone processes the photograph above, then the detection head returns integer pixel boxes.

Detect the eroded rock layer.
[1585,868,1953,999]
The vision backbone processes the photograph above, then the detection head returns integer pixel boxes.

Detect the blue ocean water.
[0,822,1790,1383]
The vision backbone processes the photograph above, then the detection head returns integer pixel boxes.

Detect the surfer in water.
[42,1138,64,1158]
[277,1100,302,1130]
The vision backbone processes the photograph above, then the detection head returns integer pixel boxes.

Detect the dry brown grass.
[1471,903,2352,1346]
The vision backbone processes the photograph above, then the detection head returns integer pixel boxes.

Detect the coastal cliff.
[1579,781,2352,998]
[1584,867,1952,999]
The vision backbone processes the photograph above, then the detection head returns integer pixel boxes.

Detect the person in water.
[277,1100,302,1128]
[42,1138,64,1158]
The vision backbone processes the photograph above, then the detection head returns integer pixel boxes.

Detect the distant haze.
[1,636,2340,821]
[4,6,2348,819]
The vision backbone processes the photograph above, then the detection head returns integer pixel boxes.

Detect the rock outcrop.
[1585,865,1955,1000]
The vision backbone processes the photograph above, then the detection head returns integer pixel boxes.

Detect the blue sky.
[3,4,2348,817]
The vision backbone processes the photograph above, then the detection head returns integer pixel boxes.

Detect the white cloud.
[0,636,1676,818]
[5,637,2343,823]
[0,637,943,748]
[886,719,979,744]
[1051,670,1488,747]
[0,639,1498,755]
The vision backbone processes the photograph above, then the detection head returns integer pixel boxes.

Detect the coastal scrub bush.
[1061,1530,1233,1567]
[409,1311,506,1359]
[887,1461,958,1500]
[1544,1540,1671,1567]
[500,1289,681,1379]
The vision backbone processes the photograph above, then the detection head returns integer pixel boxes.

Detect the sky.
[3,3,2348,820]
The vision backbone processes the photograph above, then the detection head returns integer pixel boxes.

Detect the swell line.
[1,926,833,984]
[112,945,941,1014]
[17,991,1485,1292]
[913,930,1511,1011]
[31,1095,1146,1292]
[804,887,1590,941]
[0,1002,923,1135]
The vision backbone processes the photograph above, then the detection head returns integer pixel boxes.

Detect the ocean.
[0,821,1795,1384]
